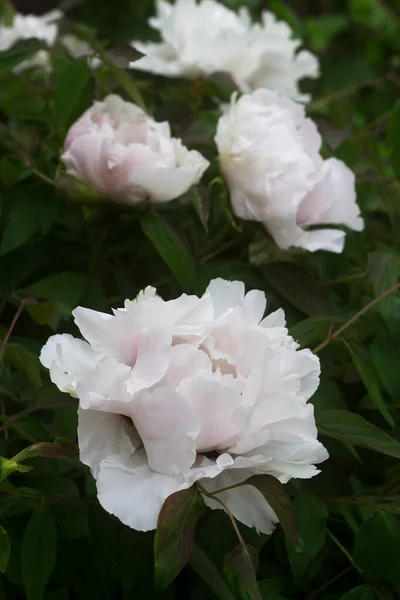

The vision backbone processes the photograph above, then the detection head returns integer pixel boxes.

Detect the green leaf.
[12,438,78,463]
[224,545,262,600]
[22,503,57,600]
[189,545,235,600]
[290,315,344,348]
[340,585,375,600]
[22,272,88,311]
[99,52,147,111]
[0,0,15,27]
[366,251,400,332]
[0,456,34,482]
[0,39,44,73]
[0,195,41,255]
[316,410,400,458]
[285,494,327,582]
[140,211,194,291]
[0,526,10,573]
[245,475,302,552]
[354,510,400,586]
[154,486,206,590]
[371,332,400,402]
[261,263,330,316]
[343,340,394,428]
[52,58,90,131]
[388,100,400,182]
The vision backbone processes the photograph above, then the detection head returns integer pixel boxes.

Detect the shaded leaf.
[261,263,330,316]
[245,475,302,552]
[189,545,235,600]
[317,410,400,458]
[140,211,194,291]
[285,494,328,582]
[224,545,262,600]
[154,486,206,590]
[340,585,375,600]
[12,438,79,463]
[388,99,400,182]
[52,58,90,131]
[0,526,10,573]
[22,272,88,311]
[343,339,394,427]
[0,0,15,27]
[354,510,400,586]
[0,195,41,255]
[371,332,400,402]
[0,39,44,73]
[366,251,400,332]
[22,503,57,600]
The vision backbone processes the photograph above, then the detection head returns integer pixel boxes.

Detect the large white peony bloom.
[61,94,209,204]
[40,278,328,533]
[130,0,319,102]
[215,89,364,253]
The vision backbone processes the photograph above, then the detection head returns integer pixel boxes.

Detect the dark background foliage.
[1,0,400,599]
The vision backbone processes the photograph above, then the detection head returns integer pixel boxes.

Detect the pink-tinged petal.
[126,330,173,395]
[62,133,112,195]
[202,470,278,534]
[205,278,245,318]
[131,387,198,476]
[76,358,132,413]
[154,344,211,390]
[297,158,364,232]
[242,289,266,324]
[96,451,186,531]
[73,306,140,365]
[127,162,207,203]
[78,407,140,477]
[40,334,96,396]
[178,376,245,453]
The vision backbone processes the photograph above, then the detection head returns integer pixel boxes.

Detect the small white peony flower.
[61,94,209,204]
[0,10,61,72]
[130,0,319,101]
[40,278,328,533]
[215,90,364,253]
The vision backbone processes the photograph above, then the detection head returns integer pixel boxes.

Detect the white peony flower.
[130,0,319,102]
[0,10,61,72]
[215,89,364,253]
[60,34,102,69]
[61,94,209,204]
[40,278,328,533]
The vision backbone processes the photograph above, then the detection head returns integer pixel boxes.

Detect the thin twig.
[197,482,247,549]
[326,529,363,576]
[313,281,400,354]
[0,298,31,364]
[309,565,352,599]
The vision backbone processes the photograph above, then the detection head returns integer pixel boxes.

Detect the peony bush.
[1,0,400,599]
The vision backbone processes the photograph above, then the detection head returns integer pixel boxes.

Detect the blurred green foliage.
[1,0,400,599]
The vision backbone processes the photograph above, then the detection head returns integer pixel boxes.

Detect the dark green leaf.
[290,315,344,348]
[12,438,79,463]
[100,51,147,111]
[343,340,394,427]
[0,195,41,255]
[261,263,330,316]
[0,39,44,73]
[224,545,262,600]
[21,503,57,600]
[140,211,194,291]
[285,494,328,582]
[371,332,400,402]
[189,545,235,600]
[366,251,400,332]
[388,99,400,182]
[354,510,400,586]
[22,272,88,311]
[154,486,206,590]
[245,475,302,552]
[52,58,90,131]
[340,585,375,600]
[317,410,400,458]
[0,526,10,573]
